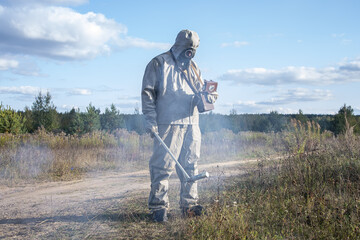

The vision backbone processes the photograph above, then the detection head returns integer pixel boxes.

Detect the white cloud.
[61,104,80,111]
[267,107,296,114]
[258,88,333,105]
[331,33,345,38]
[117,95,140,101]
[116,37,171,50]
[0,58,19,70]
[2,0,88,6]
[69,88,92,95]
[339,60,360,71]
[223,88,333,114]
[0,56,42,76]
[0,3,170,61]
[0,55,44,76]
[227,101,303,114]
[0,5,125,60]
[221,100,262,114]
[353,106,360,115]
[220,59,360,85]
[221,41,249,48]
[12,61,42,76]
[115,95,140,112]
[0,86,41,95]
[331,33,352,45]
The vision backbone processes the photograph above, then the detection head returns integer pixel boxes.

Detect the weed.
[185,120,360,239]
[0,128,282,184]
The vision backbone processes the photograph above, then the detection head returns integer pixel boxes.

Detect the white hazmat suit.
[141,30,210,215]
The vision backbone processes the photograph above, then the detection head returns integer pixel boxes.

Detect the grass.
[0,127,280,184]
[78,120,359,239]
[184,120,360,239]
[2,121,359,239]
[0,128,152,184]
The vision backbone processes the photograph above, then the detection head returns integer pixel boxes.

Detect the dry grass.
[0,128,152,184]
[0,128,280,185]
[2,122,359,238]
[185,120,360,239]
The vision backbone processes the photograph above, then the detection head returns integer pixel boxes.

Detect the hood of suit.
[171,30,200,59]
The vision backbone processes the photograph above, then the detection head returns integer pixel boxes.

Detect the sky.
[1,0,360,115]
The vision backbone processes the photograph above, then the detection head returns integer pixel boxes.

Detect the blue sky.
[1,0,360,114]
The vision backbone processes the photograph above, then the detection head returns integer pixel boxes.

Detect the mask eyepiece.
[184,48,195,59]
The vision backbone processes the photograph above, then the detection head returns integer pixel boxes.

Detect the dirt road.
[0,159,259,239]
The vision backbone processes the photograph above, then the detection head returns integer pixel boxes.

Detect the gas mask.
[177,48,196,69]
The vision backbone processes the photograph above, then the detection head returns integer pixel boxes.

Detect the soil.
[0,159,259,239]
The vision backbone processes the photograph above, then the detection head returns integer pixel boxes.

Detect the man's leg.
[176,124,201,210]
[148,125,185,216]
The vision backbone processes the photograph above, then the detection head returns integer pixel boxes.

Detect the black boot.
[182,205,204,217]
[152,208,168,222]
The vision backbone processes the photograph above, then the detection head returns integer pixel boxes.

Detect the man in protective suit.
[141,29,217,222]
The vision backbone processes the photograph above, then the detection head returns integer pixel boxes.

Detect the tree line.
[1,92,359,135]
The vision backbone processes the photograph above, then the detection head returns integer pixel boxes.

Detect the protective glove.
[146,125,158,138]
[206,91,218,103]
[194,93,202,105]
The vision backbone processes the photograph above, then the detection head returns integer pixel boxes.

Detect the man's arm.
[141,58,160,135]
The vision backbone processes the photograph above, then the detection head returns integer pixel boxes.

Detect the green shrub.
[0,105,26,134]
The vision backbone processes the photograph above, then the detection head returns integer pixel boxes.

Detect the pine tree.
[31,91,59,132]
[295,109,309,124]
[101,104,125,131]
[0,104,26,134]
[82,103,101,133]
[331,104,359,135]
[60,108,84,134]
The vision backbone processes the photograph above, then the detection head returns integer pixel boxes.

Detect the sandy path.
[0,158,260,239]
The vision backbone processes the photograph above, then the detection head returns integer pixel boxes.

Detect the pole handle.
[153,132,191,180]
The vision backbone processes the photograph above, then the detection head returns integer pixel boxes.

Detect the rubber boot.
[182,205,204,217]
[152,208,168,222]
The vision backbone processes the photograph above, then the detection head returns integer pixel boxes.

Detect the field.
[0,120,359,239]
